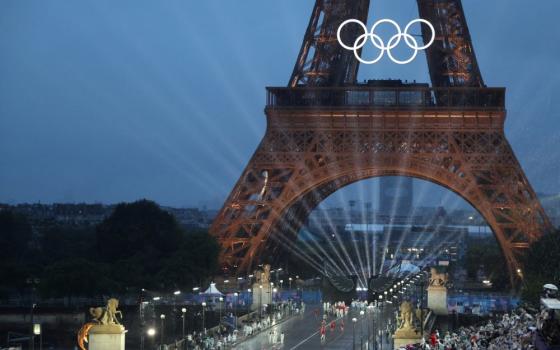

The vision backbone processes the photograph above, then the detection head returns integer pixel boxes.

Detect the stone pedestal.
[427,285,448,316]
[251,283,272,312]
[393,327,422,349]
[89,324,125,350]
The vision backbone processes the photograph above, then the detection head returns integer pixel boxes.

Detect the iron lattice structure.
[289,0,370,87]
[210,0,552,282]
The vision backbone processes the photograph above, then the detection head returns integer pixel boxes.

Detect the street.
[235,304,397,350]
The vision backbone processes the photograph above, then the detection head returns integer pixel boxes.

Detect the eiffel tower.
[210,0,552,282]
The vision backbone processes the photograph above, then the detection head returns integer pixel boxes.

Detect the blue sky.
[1,0,559,208]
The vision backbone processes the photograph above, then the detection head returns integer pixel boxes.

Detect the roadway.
[235,304,397,350]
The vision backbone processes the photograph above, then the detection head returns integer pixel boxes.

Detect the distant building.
[162,207,213,229]
[0,202,217,230]
[0,203,112,227]
[379,177,413,216]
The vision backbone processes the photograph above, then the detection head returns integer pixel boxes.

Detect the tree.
[95,199,183,263]
[0,211,34,296]
[158,230,220,289]
[94,200,219,291]
[0,210,32,264]
[39,258,115,298]
[40,225,96,264]
[464,237,509,290]
[522,230,560,305]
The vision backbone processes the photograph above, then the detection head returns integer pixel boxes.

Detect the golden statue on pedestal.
[77,298,124,350]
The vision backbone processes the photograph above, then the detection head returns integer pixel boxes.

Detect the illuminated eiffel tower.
[210,0,552,283]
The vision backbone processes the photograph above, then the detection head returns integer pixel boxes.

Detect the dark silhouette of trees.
[464,237,509,290]
[0,210,34,297]
[522,229,560,305]
[96,199,183,262]
[0,210,32,263]
[0,200,220,299]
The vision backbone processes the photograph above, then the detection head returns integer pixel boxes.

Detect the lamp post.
[419,273,426,349]
[30,303,36,350]
[259,285,263,319]
[160,314,166,347]
[360,310,365,349]
[247,288,252,310]
[181,308,187,341]
[233,292,239,329]
[352,317,357,350]
[33,323,42,350]
[201,302,207,335]
[270,282,275,313]
[147,327,156,350]
[219,297,224,327]
[367,305,373,349]
[289,277,293,290]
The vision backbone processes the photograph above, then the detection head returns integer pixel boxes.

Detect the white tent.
[201,282,223,296]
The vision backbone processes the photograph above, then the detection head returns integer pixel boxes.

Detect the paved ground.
[235,304,397,350]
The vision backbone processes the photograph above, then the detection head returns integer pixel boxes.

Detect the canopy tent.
[199,283,224,306]
[201,282,223,296]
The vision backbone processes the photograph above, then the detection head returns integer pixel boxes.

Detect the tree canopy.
[522,229,560,305]
[0,200,220,299]
[0,210,33,264]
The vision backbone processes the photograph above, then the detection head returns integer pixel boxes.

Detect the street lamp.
[233,292,239,329]
[33,323,42,350]
[201,302,207,334]
[360,310,365,349]
[352,317,358,350]
[219,296,224,326]
[181,308,187,341]
[160,314,166,346]
[367,305,373,349]
[259,285,263,318]
[289,277,293,290]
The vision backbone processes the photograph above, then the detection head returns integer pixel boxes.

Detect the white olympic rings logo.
[337,18,436,65]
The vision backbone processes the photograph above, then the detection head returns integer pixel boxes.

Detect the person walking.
[320,324,327,344]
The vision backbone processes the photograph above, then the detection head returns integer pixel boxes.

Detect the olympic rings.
[337,18,436,65]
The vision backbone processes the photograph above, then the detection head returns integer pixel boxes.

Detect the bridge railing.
[266,86,505,110]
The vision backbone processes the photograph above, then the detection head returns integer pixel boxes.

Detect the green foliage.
[521,230,560,306]
[0,200,220,299]
[0,211,35,295]
[95,199,183,262]
[464,237,509,290]
[158,230,220,289]
[40,225,96,264]
[0,210,33,263]
[39,258,116,298]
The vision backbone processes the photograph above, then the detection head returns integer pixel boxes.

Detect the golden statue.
[398,300,415,330]
[89,298,122,325]
[429,267,448,287]
[77,298,124,350]
[254,264,271,285]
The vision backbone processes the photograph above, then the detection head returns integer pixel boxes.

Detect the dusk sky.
[1,0,559,209]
